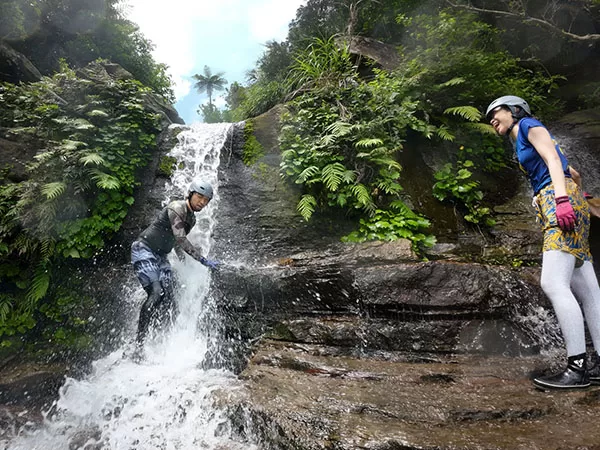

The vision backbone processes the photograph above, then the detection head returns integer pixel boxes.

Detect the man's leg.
[136,280,163,344]
[131,241,164,348]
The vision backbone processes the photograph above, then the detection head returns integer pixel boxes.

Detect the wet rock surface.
[231,339,600,450]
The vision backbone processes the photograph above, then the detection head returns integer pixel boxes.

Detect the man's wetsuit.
[131,200,204,343]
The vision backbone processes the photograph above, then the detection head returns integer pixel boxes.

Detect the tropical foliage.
[279,37,437,250]
[0,61,161,349]
[276,7,560,249]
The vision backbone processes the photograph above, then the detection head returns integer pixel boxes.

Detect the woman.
[486,95,600,389]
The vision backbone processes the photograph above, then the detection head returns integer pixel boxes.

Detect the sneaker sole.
[533,379,591,390]
[590,378,600,386]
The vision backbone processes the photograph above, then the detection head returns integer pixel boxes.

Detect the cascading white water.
[2,123,257,450]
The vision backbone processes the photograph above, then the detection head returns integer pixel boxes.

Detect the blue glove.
[199,257,220,270]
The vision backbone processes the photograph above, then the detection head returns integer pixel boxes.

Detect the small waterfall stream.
[2,123,257,450]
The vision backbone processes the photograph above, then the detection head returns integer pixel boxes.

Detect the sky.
[125,0,307,124]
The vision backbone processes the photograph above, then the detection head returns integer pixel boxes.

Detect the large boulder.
[0,41,42,84]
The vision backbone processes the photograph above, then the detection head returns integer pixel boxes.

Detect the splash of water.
[2,123,257,450]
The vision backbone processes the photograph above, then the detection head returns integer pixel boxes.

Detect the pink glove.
[555,196,576,231]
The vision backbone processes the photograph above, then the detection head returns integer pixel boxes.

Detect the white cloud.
[124,0,306,120]
[248,0,303,42]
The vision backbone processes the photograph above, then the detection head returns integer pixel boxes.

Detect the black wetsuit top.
[138,200,196,256]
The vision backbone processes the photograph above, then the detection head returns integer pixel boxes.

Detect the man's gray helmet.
[188,179,213,200]
[486,95,531,121]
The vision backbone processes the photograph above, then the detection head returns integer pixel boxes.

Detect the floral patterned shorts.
[535,177,592,262]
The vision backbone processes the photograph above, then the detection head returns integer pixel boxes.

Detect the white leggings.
[540,250,600,357]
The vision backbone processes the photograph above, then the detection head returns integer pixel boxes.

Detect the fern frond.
[90,170,120,190]
[321,121,353,145]
[59,139,87,151]
[322,163,347,191]
[297,194,317,221]
[438,77,465,87]
[351,183,374,210]
[297,165,320,183]
[41,181,66,200]
[355,138,384,148]
[40,238,55,261]
[377,180,403,194]
[443,106,482,122]
[467,123,498,134]
[26,269,50,306]
[436,126,455,141]
[371,157,402,171]
[79,153,105,166]
[341,169,357,184]
[0,299,11,322]
[390,200,417,216]
[320,133,337,147]
[14,233,39,256]
[34,150,56,163]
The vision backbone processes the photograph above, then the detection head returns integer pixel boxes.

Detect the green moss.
[242,120,265,166]
[157,155,177,177]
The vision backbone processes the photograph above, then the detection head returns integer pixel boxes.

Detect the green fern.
[297,165,320,183]
[351,183,375,212]
[340,169,357,184]
[297,194,317,221]
[40,238,55,260]
[321,121,353,145]
[443,106,482,122]
[370,157,402,171]
[26,268,50,306]
[322,163,346,191]
[377,179,403,194]
[79,152,106,166]
[355,138,384,148]
[52,117,95,130]
[59,139,87,151]
[90,170,120,189]
[436,125,455,141]
[0,298,11,323]
[438,77,465,87]
[467,123,498,134]
[34,150,56,163]
[41,181,66,200]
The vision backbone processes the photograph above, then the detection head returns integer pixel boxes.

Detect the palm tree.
[192,65,227,106]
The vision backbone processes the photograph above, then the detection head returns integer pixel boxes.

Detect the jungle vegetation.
[0,0,599,352]
[0,0,167,353]
[223,0,598,248]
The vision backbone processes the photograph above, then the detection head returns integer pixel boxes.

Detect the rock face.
[208,106,600,449]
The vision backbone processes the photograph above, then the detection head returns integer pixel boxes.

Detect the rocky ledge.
[229,339,600,450]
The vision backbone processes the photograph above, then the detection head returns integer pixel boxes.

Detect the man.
[130,178,219,350]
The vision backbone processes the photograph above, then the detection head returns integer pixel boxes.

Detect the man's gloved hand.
[555,195,576,231]
[199,256,220,270]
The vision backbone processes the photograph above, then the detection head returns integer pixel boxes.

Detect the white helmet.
[486,95,531,121]
[187,179,213,200]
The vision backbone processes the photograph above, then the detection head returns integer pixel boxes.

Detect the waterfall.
[2,123,257,450]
